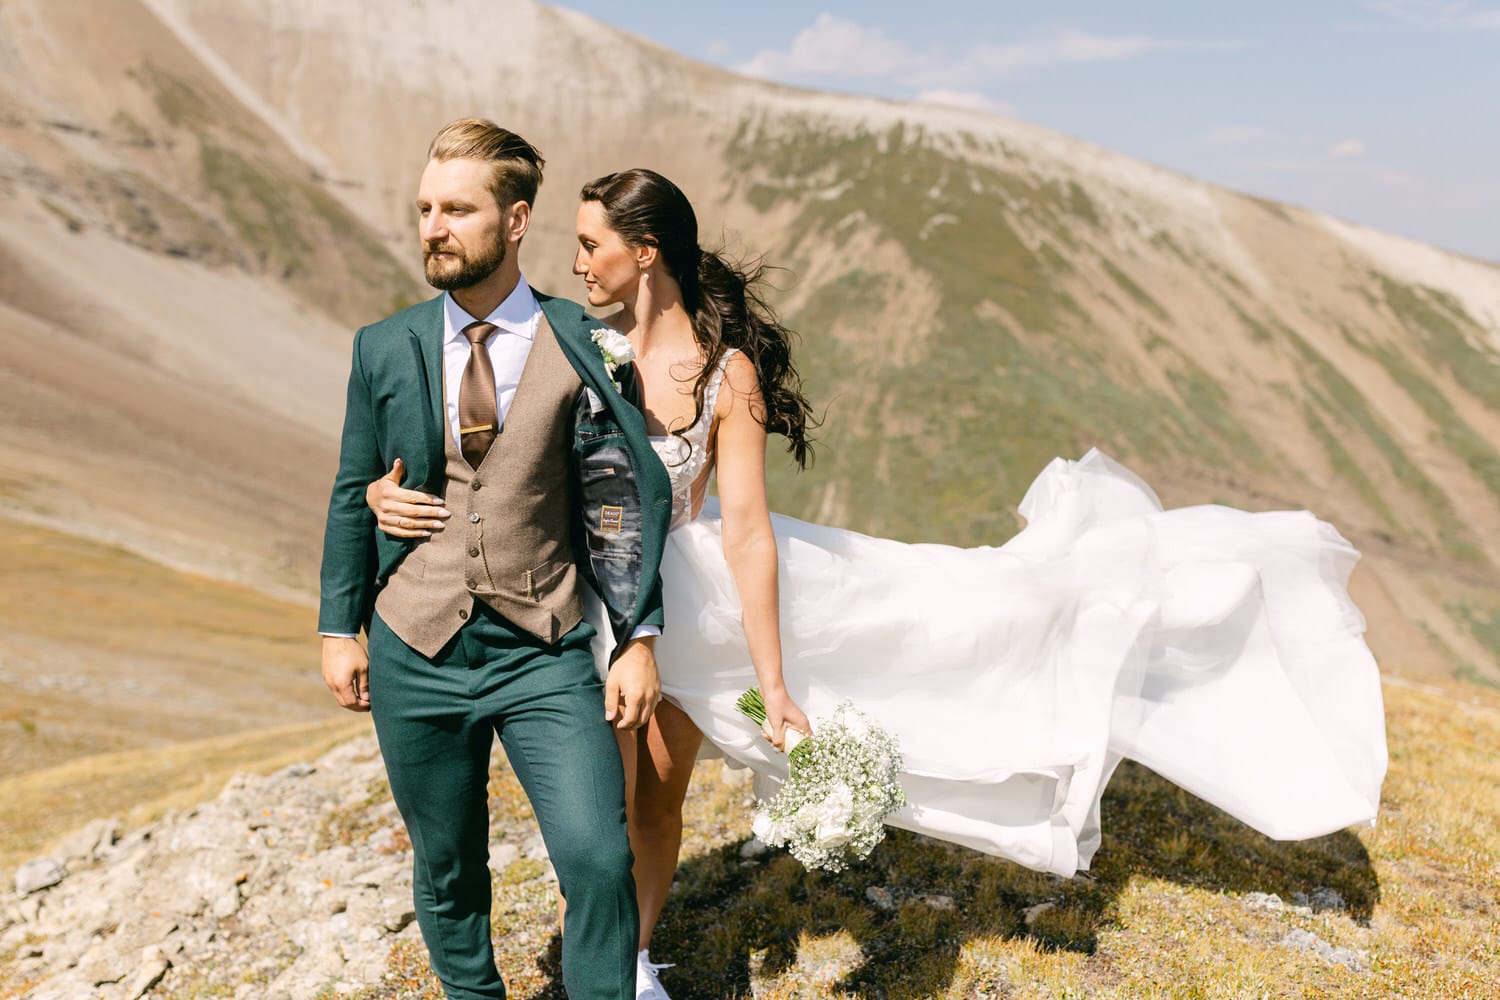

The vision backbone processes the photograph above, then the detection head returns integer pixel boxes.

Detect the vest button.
[469,512,481,523]
[468,547,480,557]
[471,480,482,491]
[458,609,469,621]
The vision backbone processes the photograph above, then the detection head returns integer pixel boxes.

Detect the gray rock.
[1290,888,1347,912]
[17,895,42,923]
[865,886,896,911]
[75,940,134,987]
[1280,928,1365,970]
[924,894,955,910]
[383,902,416,935]
[363,826,400,852]
[1243,891,1285,912]
[1023,901,1057,926]
[487,843,520,872]
[738,837,769,859]
[15,857,67,895]
[211,883,242,919]
[1306,887,1346,913]
[124,945,171,999]
[20,968,94,1000]
[0,922,33,952]
[56,817,122,864]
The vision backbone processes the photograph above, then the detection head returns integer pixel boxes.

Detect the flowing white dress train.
[589,351,1387,877]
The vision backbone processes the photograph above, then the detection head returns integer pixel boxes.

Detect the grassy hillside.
[720,113,1500,688]
[306,676,1498,1000]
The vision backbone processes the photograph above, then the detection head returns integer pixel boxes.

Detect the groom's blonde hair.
[427,118,545,210]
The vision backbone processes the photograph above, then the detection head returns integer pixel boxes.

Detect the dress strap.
[702,347,739,423]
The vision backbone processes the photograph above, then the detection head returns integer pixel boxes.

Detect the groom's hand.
[605,637,661,730]
[322,636,371,712]
[367,458,451,538]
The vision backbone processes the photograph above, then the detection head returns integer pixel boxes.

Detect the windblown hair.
[427,118,545,209]
[579,168,815,468]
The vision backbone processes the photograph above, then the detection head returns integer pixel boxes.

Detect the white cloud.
[937,30,1239,84]
[915,89,1014,115]
[736,14,1241,93]
[1329,138,1367,159]
[737,13,927,80]
[1370,0,1500,29]
[1202,124,1278,145]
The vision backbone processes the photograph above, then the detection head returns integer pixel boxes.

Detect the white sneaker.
[635,949,674,1000]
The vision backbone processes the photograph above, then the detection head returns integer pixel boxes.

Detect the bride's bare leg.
[629,699,703,950]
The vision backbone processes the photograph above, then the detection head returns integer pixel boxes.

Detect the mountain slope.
[0,0,422,593]
[0,0,1496,690]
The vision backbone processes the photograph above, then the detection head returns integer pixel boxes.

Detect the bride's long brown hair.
[579,169,815,468]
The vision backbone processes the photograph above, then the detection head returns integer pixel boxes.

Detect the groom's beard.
[424,237,506,290]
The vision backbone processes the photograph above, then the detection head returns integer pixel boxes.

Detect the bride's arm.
[714,353,812,748]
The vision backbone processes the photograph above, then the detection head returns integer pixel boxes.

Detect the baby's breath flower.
[737,693,907,872]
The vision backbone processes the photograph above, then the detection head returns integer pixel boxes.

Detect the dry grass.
[344,675,1498,998]
[0,718,367,874]
[0,516,337,780]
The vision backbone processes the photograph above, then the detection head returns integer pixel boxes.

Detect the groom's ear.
[504,200,532,244]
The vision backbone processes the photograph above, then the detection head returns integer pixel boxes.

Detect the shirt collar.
[442,276,540,346]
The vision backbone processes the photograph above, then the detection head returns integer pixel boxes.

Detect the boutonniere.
[590,327,635,390]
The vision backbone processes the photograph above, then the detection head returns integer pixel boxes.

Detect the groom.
[319,119,672,1000]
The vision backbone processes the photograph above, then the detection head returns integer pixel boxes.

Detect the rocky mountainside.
[0,0,1495,687]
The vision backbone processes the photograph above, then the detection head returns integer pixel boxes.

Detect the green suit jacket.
[317,291,672,652]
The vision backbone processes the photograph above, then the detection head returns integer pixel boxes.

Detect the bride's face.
[573,200,641,309]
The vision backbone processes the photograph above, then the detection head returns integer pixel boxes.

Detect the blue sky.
[556,1,1500,263]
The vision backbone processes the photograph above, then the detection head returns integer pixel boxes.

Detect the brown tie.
[458,321,499,468]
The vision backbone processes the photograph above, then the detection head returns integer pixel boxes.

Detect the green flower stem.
[737,687,768,726]
[738,687,814,766]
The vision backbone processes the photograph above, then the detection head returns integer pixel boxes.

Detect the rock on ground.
[0,735,551,999]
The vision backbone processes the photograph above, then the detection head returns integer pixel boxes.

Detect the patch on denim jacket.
[600,505,624,534]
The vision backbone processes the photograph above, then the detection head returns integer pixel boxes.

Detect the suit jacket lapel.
[406,295,446,485]
[539,294,601,381]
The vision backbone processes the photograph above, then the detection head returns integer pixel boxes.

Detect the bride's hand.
[761,687,812,751]
[366,458,451,538]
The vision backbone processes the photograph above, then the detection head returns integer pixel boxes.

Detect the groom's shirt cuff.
[320,632,359,639]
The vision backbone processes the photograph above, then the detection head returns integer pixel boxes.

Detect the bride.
[369,168,1387,999]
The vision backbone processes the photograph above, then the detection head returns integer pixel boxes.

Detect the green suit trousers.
[369,604,637,1000]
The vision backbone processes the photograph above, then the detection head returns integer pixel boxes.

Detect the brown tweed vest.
[375,315,584,658]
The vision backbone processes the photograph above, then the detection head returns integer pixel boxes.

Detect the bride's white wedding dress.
[589,350,1387,876]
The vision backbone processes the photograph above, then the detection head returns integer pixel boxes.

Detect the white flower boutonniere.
[590,327,635,390]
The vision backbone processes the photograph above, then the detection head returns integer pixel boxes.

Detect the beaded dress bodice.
[648,348,737,530]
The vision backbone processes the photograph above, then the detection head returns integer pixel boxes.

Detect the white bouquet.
[737,689,908,873]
